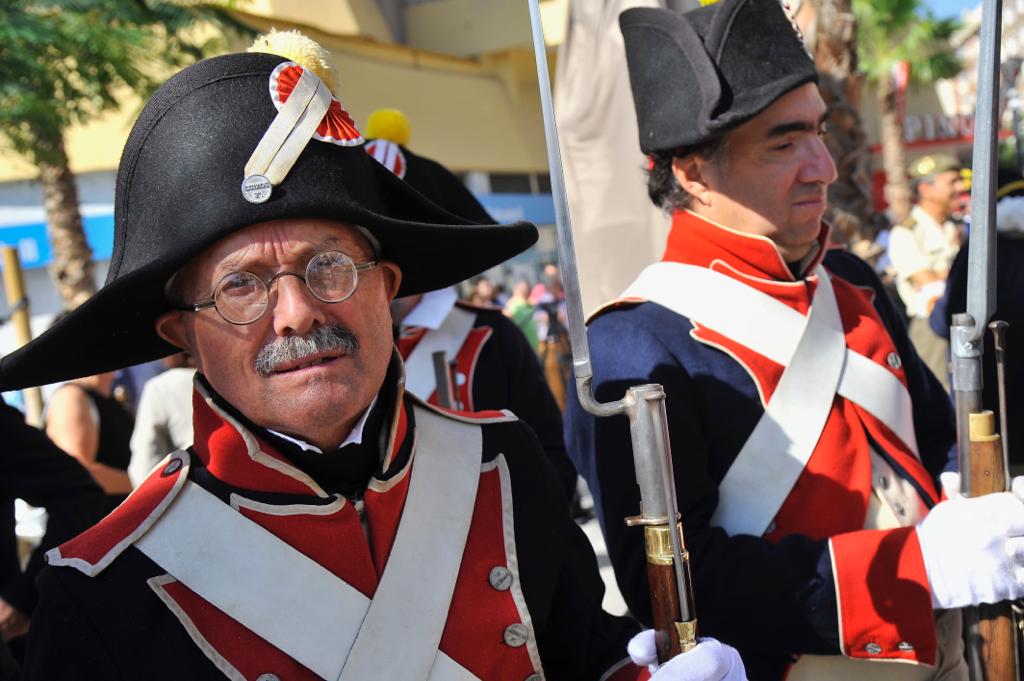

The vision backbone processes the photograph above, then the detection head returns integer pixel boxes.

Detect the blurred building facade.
[0,0,573,357]
[11,0,1024,351]
[856,0,1024,213]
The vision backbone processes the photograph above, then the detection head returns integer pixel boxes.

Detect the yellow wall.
[0,89,142,182]
[330,43,550,172]
[0,3,561,183]
[236,0,394,42]
[403,0,566,57]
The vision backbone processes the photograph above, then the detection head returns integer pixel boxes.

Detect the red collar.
[663,210,830,282]
[189,367,410,498]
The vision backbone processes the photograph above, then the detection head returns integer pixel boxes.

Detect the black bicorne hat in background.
[365,138,496,225]
[620,0,819,154]
[998,167,1024,200]
[0,51,537,391]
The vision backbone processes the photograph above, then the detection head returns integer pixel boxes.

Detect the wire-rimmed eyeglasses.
[172,251,378,325]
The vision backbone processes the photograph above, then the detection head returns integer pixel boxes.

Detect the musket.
[1014,108,1024,176]
[526,0,698,662]
[431,350,459,410]
[951,0,1019,675]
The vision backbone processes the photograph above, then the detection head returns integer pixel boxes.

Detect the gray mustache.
[254,325,359,375]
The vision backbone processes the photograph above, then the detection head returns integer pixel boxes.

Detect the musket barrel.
[431,351,455,409]
[953,313,985,496]
[964,0,1002,343]
[990,321,1011,489]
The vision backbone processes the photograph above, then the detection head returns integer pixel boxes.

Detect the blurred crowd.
[468,264,572,407]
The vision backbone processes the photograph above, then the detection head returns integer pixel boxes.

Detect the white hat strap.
[241,68,332,203]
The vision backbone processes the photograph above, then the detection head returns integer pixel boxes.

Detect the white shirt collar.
[400,287,458,330]
[267,395,378,454]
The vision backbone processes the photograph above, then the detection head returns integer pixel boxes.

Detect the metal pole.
[1,246,43,426]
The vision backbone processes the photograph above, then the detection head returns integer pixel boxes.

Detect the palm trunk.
[878,70,913,223]
[799,0,873,242]
[35,132,96,309]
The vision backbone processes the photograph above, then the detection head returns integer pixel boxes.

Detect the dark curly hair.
[646,135,729,212]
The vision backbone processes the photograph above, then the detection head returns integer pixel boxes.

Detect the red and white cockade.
[269,62,364,147]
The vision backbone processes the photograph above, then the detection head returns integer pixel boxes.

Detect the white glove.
[939,471,960,500]
[627,629,747,681]
[916,476,1024,609]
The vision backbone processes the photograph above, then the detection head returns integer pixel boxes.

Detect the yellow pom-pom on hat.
[366,108,412,146]
[960,168,973,192]
[248,29,340,97]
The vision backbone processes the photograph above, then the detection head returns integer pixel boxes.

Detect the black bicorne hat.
[620,0,819,154]
[998,167,1024,200]
[0,52,536,390]
[365,138,495,224]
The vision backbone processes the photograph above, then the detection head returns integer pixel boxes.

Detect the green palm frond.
[854,0,962,85]
[0,0,254,165]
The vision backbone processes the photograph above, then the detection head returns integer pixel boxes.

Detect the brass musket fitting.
[644,523,688,567]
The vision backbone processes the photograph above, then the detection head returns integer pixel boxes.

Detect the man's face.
[157,219,401,449]
[676,83,837,262]
[475,278,494,299]
[919,169,965,218]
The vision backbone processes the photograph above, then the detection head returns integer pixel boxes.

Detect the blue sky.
[922,0,978,18]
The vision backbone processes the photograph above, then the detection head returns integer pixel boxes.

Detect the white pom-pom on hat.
[248,28,340,97]
[997,195,1024,234]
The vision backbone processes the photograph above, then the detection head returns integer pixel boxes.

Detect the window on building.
[489,174,534,194]
[486,172,552,194]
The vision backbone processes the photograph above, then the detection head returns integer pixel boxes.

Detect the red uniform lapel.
[663,211,938,540]
[397,313,494,411]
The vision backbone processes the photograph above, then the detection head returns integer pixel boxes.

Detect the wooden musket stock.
[637,522,697,660]
[968,412,1018,681]
[649,560,684,659]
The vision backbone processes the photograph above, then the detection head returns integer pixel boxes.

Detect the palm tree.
[795,0,874,243]
[0,2,250,309]
[855,0,961,222]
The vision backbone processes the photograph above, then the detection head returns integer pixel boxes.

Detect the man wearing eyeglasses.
[7,33,743,681]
